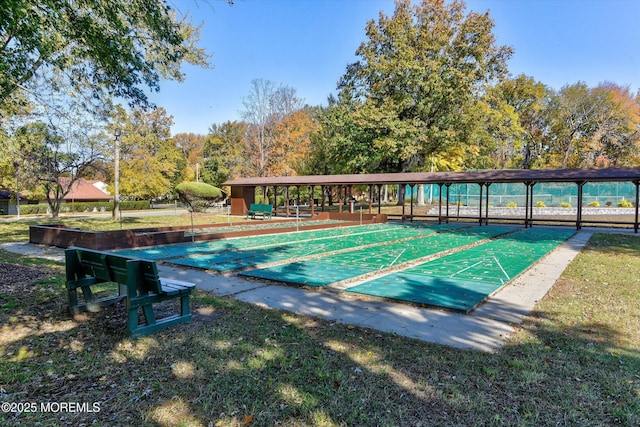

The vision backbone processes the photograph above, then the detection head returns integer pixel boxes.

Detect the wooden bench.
[65,247,196,338]
[245,203,273,220]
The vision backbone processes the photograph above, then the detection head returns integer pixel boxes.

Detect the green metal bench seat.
[65,247,195,338]
[245,203,273,220]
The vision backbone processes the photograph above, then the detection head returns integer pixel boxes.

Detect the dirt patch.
[0,262,53,293]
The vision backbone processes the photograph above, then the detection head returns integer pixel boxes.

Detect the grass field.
[1,217,639,426]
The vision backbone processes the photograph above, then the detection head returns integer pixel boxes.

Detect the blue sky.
[153,0,640,135]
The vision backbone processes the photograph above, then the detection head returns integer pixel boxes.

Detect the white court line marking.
[302,244,326,257]
[493,256,510,281]
[450,259,485,277]
[386,249,407,269]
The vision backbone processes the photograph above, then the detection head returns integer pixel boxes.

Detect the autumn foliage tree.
[546,82,640,168]
[332,0,512,174]
[109,106,185,200]
[239,79,315,178]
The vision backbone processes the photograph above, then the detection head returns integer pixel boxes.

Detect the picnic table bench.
[245,203,273,220]
[65,247,196,338]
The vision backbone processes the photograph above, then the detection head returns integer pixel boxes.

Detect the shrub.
[587,201,600,207]
[176,181,225,212]
[535,200,546,208]
[618,198,633,208]
[506,201,517,208]
[561,202,572,208]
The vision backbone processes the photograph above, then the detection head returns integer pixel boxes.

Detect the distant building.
[1,178,111,215]
[54,178,111,202]
[0,189,27,215]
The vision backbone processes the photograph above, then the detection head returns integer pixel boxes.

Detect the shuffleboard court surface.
[168,223,465,271]
[346,228,575,312]
[239,226,512,286]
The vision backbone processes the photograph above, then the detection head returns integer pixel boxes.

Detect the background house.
[58,178,111,203]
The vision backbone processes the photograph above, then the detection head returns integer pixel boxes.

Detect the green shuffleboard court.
[167,222,463,271]
[346,228,575,312]
[110,221,575,314]
[239,226,512,286]
[112,222,391,260]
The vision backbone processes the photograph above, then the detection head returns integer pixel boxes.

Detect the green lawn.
[0,224,638,426]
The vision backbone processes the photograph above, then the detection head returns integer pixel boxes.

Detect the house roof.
[223,167,640,187]
[56,178,111,201]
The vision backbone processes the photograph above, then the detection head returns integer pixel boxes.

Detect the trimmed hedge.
[18,200,150,215]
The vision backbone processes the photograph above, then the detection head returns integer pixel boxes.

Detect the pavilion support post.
[634,181,639,233]
[478,183,484,226]
[529,182,536,228]
[273,186,278,216]
[401,184,406,222]
[524,182,530,227]
[296,186,301,208]
[377,184,382,214]
[438,183,443,224]
[484,183,491,225]
[321,185,326,212]
[576,181,586,230]
[285,186,290,217]
[445,183,451,223]
[310,185,315,216]
[409,184,415,221]
[368,185,373,214]
[338,186,343,213]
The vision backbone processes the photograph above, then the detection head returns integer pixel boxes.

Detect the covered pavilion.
[223,167,640,232]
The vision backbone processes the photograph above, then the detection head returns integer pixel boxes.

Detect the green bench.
[245,203,273,220]
[65,247,196,338]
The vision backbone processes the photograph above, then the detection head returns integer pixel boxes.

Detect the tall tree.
[1,0,212,109]
[13,122,104,218]
[110,106,183,199]
[591,83,640,166]
[470,75,551,169]
[545,82,640,168]
[269,106,318,176]
[335,0,512,173]
[241,79,309,177]
[242,79,277,177]
[174,132,206,180]
[499,75,552,169]
[205,121,249,185]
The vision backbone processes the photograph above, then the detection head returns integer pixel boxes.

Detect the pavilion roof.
[223,167,640,187]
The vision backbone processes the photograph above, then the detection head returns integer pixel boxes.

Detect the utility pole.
[112,128,121,220]
[13,161,19,219]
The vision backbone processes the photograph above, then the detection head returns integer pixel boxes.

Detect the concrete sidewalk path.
[1,230,592,352]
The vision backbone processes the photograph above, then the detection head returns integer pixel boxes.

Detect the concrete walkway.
[1,230,594,352]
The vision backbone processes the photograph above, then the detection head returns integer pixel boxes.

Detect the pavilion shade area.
[223,167,640,232]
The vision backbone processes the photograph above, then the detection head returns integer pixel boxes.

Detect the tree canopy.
[332,0,513,173]
[1,0,209,109]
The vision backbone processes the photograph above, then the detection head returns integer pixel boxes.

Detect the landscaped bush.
[506,201,517,208]
[561,202,572,208]
[588,201,600,207]
[176,181,225,212]
[536,200,546,208]
[19,205,50,215]
[19,200,150,215]
[618,198,633,207]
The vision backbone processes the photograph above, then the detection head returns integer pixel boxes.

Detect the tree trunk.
[396,184,406,206]
[417,184,425,206]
